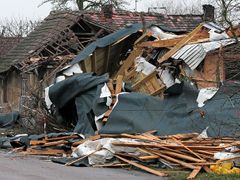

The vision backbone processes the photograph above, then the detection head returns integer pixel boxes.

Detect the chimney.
[102,4,114,19]
[203,4,215,22]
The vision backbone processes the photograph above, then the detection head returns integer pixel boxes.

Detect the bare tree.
[40,0,129,10]
[214,0,240,26]
[148,0,203,14]
[211,0,240,42]
[0,18,40,37]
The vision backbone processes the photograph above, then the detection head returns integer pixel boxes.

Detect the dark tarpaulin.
[70,23,144,65]
[49,72,240,137]
[100,81,240,137]
[49,73,110,135]
[0,111,19,128]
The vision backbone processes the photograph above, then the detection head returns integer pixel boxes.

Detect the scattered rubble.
[2,131,240,179]
[1,6,240,179]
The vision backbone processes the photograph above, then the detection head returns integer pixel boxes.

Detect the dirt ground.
[0,150,164,180]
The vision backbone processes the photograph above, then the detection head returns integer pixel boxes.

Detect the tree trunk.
[76,0,84,10]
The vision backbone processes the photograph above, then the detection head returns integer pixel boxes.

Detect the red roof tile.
[84,10,203,32]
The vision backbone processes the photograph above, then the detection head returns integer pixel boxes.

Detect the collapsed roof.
[0,9,204,74]
[0,11,111,73]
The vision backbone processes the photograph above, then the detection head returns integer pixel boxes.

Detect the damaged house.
[45,4,240,137]
[2,5,240,179]
[0,5,213,123]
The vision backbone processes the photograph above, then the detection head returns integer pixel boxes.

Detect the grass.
[165,170,240,180]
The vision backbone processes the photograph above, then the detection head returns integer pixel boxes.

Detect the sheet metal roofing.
[172,38,237,70]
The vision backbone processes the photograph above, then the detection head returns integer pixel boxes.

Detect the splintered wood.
[102,75,123,123]
[14,132,240,179]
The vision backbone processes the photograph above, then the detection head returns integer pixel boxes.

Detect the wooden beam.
[91,51,97,72]
[115,75,123,94]
[116,47,142,77]
[104,46,111,72]
[159,150,205,163]
[187,166,202,179]
[158,24,203,64]
[138,31,209,48]
[139,155,159,160]
[80,61,87,72]
[150,150,197,169]
[139,37,183,48]
[115,155,168,177]
[21,148,65,156]
[133,71,157,90]
[112,142,227,150]
[115,32,149,77]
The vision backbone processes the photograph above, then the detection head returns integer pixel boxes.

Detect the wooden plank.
[138,32,209,48]
[93,163,129,168]
[138,37,183,48]
[187,166,202,179]
[22,148,65,156]
[45,135,79,141]
[145,81,155,94]
[104,46,111,72]
[158,23,203,64]
[159,150,206,163]
[30,140,47,146]
[107,79,115,95]
[80,61,87,72]
[171,137,204,161]
[72,135,101,146]
[41,140,68,147]
[116,47,142,77]
[124,67,137,81]
[115,155,168,177]
[115,75,123,94]
[191,162,216,165]
[134,32,151,45]
[112,142,227,150]
[133,71,157,90]
[139,155,159,160]
[91,51,97,72]
[150,85,165,96]
[149,150,197,169]
[203,166,212,173]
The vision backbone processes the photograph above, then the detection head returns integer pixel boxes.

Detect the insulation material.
[45,85,53,110]
[209,29,229,41]
[196,87,219,107]
[72,138,138,165]
[135,56,156,75]
[149,26,179,40]
[62,64,83,76]
[214,152,240,160]
[99,83,112,106]
[157,68,175,88]
[55,76,65,83]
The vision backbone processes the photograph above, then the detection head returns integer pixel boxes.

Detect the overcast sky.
[0,0,211,21]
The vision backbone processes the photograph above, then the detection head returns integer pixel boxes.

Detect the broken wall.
[193,53,225,88]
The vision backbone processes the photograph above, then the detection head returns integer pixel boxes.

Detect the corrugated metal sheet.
[172,38,237,70]
[172,44,206,70]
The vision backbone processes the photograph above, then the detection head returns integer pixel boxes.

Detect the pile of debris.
[6,131,240,178]
[1,9,240,179]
